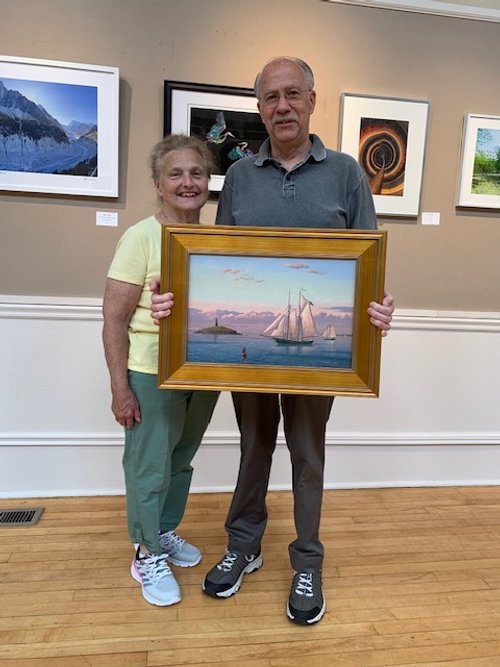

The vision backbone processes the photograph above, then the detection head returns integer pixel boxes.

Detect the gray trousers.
[225,391,334,572]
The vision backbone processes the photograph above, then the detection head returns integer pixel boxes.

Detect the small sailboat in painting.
[262,290,320,345]
[322,324,336,341]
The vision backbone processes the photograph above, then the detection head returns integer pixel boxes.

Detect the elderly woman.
[102,135,219,607]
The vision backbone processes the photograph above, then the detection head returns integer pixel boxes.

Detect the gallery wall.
[1,0,500,498]
[1,0,499,311]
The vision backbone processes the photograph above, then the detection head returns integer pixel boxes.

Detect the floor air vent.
[0,508,44,526]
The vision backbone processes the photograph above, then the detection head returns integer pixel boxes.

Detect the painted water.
[187,333,352,369]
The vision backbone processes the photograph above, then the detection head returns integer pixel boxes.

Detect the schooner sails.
[322,324,336,340]
[262,290,320,345]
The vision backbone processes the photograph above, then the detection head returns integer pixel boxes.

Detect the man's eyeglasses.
[260,88,311,108]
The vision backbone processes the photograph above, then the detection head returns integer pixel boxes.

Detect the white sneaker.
[159,530,202,567]
[131,548,181,606]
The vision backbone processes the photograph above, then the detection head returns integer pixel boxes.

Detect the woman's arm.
[102,278,143,429]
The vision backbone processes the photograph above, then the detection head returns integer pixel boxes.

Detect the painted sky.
[1,77,97,126]
[188,253,356,335]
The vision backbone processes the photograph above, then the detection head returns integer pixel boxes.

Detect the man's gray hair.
[253,57,315,99]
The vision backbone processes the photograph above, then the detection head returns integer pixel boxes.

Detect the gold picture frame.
[159,225,387,397]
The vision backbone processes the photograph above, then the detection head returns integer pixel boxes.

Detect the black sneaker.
[202,550,263,598]
[287,571,326,625]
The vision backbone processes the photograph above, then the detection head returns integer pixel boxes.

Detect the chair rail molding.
[1,294,499,497]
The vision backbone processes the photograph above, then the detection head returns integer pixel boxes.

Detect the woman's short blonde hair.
[149,133,215,184]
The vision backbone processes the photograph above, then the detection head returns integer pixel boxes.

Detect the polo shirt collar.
[255,134,327,167]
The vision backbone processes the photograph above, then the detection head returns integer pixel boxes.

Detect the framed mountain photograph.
[158,225,387,397]
[0,55,119,197]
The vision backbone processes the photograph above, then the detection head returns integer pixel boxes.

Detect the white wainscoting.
[1,295,499,499]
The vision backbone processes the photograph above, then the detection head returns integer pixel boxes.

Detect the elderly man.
[152,56,394,625]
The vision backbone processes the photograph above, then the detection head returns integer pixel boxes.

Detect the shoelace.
[217,552,238,572]
[162,531,185,549]
[295,572,314,597]
[138,553,172,583]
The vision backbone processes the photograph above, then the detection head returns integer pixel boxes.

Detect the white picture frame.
[339,93,429,217]
[0,55,119,197]
[457,113,500,209]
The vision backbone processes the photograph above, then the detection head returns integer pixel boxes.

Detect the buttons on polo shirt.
[282,173,295,199]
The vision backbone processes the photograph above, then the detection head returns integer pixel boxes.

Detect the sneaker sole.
[202,553,263,599]
[165,553,202,568]
[286,598,326,625]
[130,561,182,607]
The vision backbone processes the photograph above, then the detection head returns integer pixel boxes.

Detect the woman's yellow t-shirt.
[107,216,162,374]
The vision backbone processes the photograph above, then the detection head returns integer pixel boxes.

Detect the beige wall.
[1,0,499,310]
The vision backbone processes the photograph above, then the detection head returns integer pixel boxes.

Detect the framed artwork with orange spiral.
[339,93,429,217]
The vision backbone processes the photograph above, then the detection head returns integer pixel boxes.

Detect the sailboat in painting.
[262,290,320,345]
[322,324,336,341]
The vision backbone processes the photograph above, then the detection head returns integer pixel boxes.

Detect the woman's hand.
[150,278,174,325]
[111,386,141,429]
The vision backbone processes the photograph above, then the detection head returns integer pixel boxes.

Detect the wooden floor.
[1,487,500,666]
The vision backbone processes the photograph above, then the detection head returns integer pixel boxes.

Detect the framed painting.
[457,114,500,209]
[0,55,119,197]
[164,81,268,192]
[158,225,387,397]
[339,93,429,217]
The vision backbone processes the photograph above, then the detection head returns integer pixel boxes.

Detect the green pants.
[123,370,219,554]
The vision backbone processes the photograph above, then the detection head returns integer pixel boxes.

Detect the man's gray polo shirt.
[215,134,377,230]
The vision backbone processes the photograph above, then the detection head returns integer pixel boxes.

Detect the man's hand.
[367,291,395,337]
[150,278,174,325]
